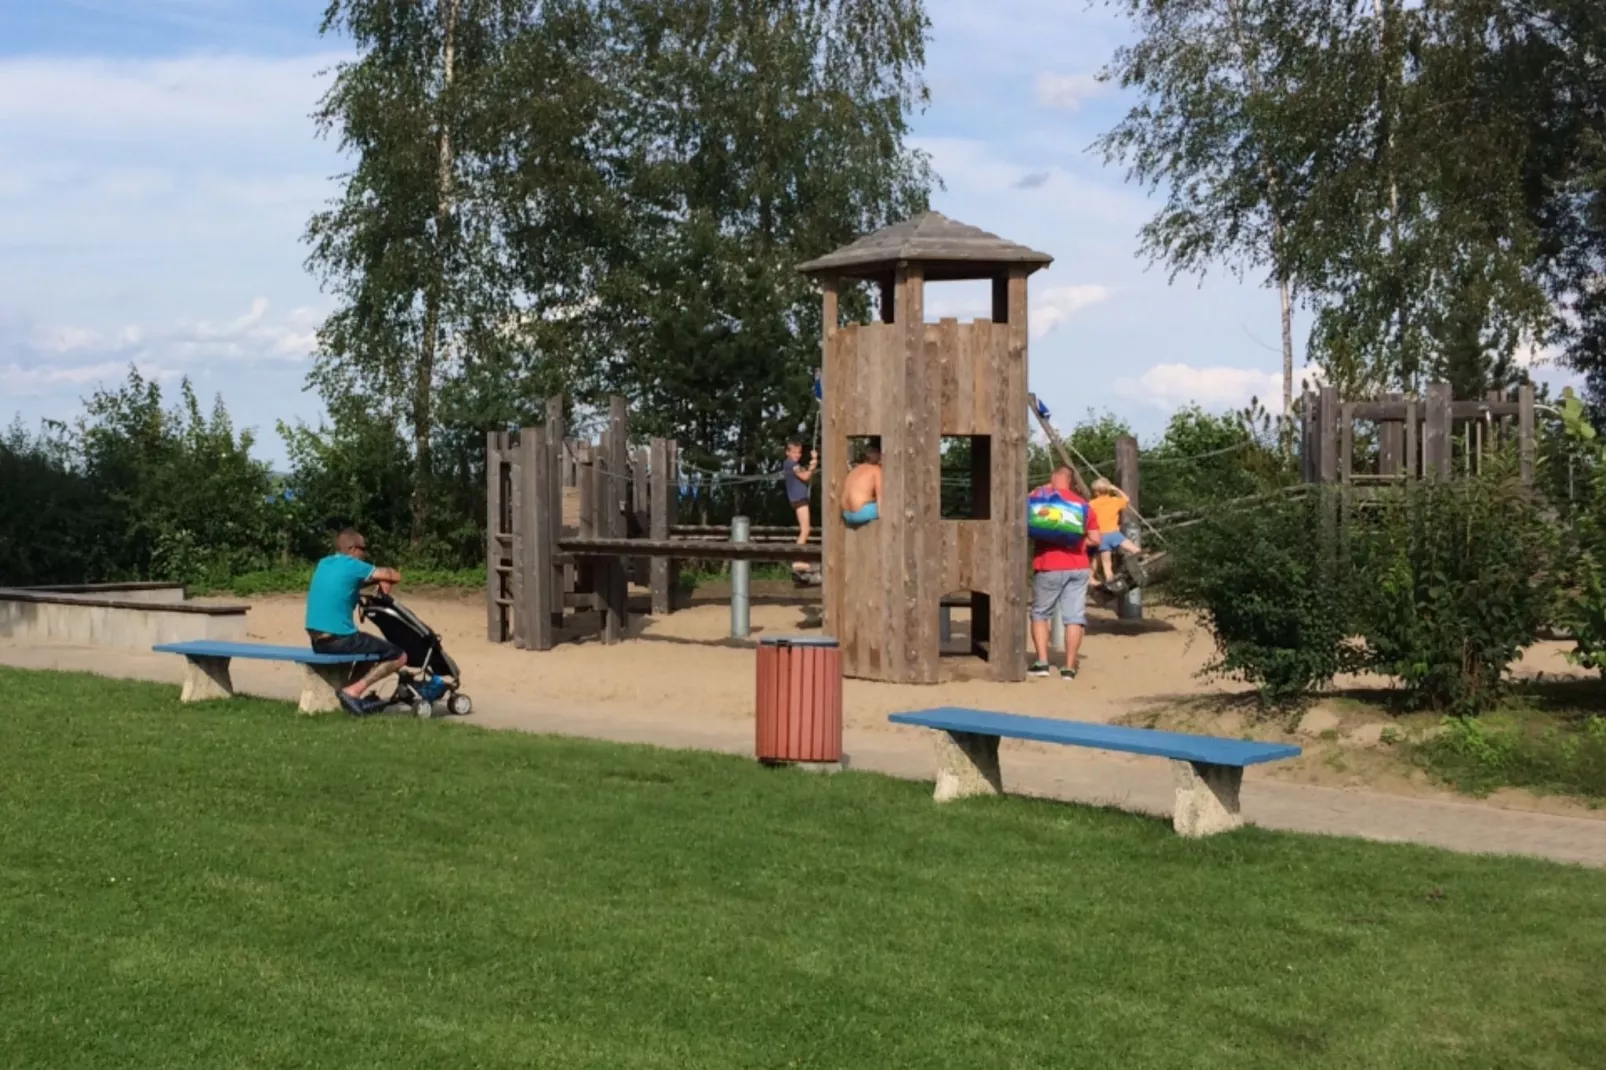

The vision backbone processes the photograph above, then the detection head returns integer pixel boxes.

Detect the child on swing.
[1088,478,1140,589]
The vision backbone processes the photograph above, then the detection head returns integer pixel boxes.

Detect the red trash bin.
[755,636,843,765]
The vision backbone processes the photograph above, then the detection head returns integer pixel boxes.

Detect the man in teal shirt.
[305,528,404,715]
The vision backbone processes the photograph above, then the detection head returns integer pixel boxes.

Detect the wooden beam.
[561,537,822,562]
[1318,385,1339,484]
[485,430,506,642]
[1026,391,1089,496]
[649,437,675,615]
[1425,382,1452,480]
[509,436,527,649]
[1519,382,1536,484]
[603,402,630,644]
[544,396,569,629]
[1338,403,1354,484]
[1404,399,1418,479]
[1378,392,1403,476]
[521,429,555,651]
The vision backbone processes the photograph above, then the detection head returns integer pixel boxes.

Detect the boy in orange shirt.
[1088,478,1140,588]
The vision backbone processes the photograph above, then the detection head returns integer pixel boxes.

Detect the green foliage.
[1100,0,1599,398]
[0,371,281,588]
[0,421,104,585]
[1556,389,1606,673]
[1167,489,1355,705]
[1350,467,1560,715]
[1140,401,1295,518]
[1415,712,1606,800]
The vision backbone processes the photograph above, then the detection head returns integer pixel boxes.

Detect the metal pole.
[1050,606,1065,653]
[730,515,750,639]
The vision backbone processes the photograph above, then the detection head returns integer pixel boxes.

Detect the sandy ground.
[215,581,1602,818]
[7,580,1606,867]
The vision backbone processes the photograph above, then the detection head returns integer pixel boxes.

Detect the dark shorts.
[308,630,404,664]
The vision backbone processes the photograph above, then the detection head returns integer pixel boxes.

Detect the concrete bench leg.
[299,663,355,715]
[180,655,234,702]
[1172,761,1243,836]
[933,730,1003,802]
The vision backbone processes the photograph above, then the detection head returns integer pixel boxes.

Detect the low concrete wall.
[20,582,188,605]
[0,589,247,650]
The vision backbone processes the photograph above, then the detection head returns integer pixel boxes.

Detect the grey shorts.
[1031,569,1091,626]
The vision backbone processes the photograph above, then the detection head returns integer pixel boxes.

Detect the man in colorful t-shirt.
[304,528,405,715]
[1029,466,1099,679]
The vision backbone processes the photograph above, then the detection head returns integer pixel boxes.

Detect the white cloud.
[0,360,179,398]
[0,53,344,138]
[1032,284,1111,338]
[1034,72,1107,112]
[1114,362,1324,414]
[11,299,327,397]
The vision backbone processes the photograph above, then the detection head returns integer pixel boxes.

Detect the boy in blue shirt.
[305,528,405,715]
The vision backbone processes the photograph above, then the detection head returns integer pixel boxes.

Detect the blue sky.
[1,0,1565,466]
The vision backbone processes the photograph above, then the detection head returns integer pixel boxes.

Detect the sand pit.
[208,578,1604,819]
[229,581,1238,730]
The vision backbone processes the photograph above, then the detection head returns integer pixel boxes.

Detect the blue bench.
[153,640,380,714]
[889,708,1301,837]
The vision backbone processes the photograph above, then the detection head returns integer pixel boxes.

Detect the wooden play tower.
[798,212,1053,685]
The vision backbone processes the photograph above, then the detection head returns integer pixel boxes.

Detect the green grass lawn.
[3,668,1604,1069]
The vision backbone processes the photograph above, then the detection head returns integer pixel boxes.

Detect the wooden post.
[987,268,1030,680]
[486,430,507,642]
[1379,392,1403,477]
[516,429,554,650]
[650,437,677,615]
[603,398,630,644]
[1405,398,1419,479]
[631,445,650,585]
[1338,403,1354,485]
[1300,390,1317,483]
[1519,382,1536,485]
[1318,385,1340,485]
[526,431,555,650]
[1114,434,1141,622]
[545,396,569,629]
[1425,382,1452,480]
[509,435,527,648]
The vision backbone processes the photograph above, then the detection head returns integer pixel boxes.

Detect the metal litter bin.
[755,636,843,766]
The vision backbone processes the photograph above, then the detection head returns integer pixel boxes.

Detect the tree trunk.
[412,0,463,546]
[1278,266,1294,416]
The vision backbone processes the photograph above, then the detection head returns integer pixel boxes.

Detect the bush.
[1350,465,1559,716]
[1166,489,1356,706]
[1555,391,1606,674]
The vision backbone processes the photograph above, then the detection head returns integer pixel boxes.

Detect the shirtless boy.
[840,446,882,527]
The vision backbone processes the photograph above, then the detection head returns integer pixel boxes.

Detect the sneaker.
[338,691,376,717]
[1028,661,1052,678]
[1060,666,1079,680]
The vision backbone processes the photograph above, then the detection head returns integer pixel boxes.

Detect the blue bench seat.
[889,707,1302,837]
[153,640,379,713]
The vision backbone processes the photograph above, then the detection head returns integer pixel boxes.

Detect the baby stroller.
[358,590,473,719]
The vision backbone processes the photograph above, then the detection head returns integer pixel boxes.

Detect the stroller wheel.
[412,699,436,720]
[447,693,473,717]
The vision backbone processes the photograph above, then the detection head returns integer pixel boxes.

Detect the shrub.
[1166,489,1356,706]
[1349,464,1559,716]
[1555,391,1606,674]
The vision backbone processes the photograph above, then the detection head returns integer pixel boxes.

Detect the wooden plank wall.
[985,269,1029,678]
